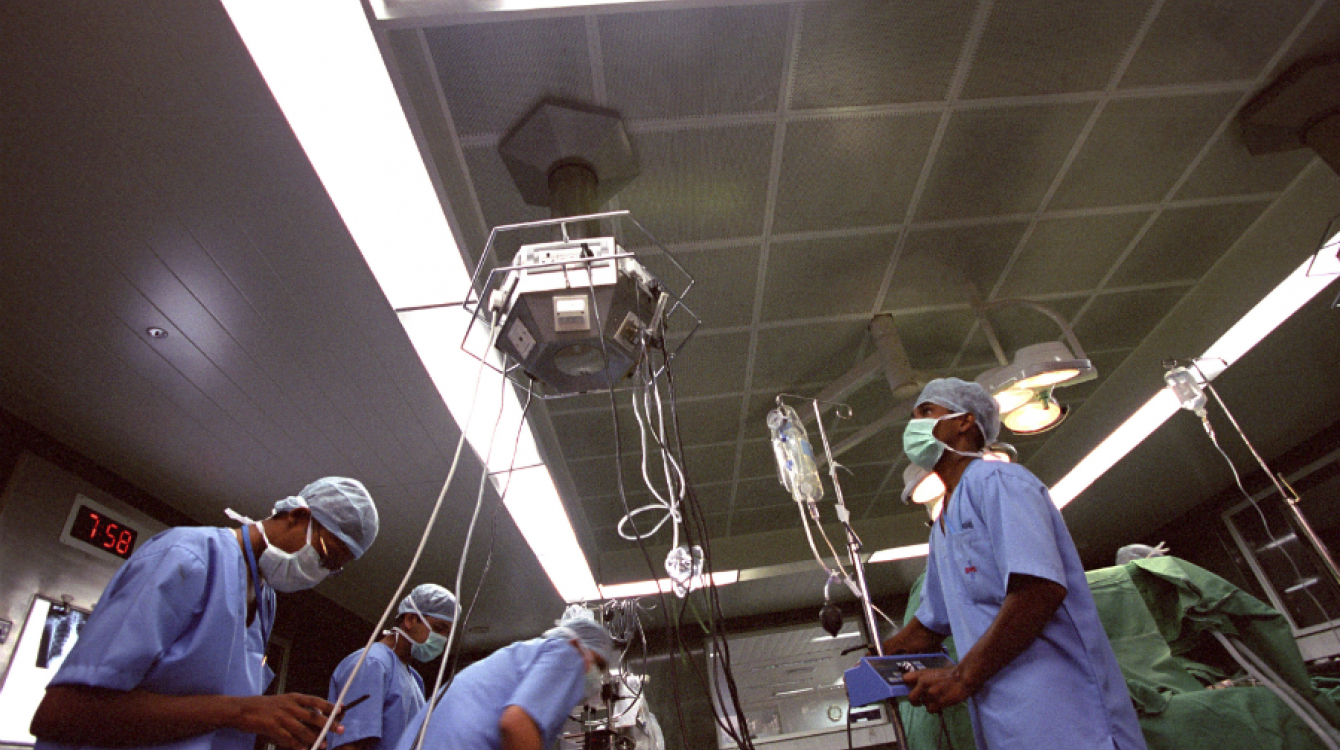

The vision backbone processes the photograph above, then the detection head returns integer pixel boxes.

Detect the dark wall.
[1140,417,1340,601]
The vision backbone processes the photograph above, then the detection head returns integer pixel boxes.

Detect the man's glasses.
[312,523,346,575]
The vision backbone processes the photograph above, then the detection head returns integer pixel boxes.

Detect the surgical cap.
[914,378,1000,446]
[1116,542,1168,566]
[544,614,614,666]
[273,477,379,560]
[399,583,458,622]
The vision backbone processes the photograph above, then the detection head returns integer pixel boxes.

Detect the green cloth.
[1138,685,1332,750]
[892,558,1340,750]
[1118,556,1340,730]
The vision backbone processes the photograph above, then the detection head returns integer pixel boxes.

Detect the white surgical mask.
[256,520,329,593]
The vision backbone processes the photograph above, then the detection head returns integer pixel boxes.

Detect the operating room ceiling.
[3,0,1340,653]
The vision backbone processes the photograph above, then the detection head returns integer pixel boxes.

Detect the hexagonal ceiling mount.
[497,99,640,210]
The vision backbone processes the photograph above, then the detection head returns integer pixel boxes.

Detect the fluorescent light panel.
[867,544,930,563]
[1050,236,1340,508]
[222,0,598,602]
[597,570,739,600]
[811,631,862,642]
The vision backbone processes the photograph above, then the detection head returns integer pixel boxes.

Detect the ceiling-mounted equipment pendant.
[493,236,659,394]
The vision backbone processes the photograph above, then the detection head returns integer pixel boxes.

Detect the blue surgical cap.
[544,614,614,666]
[915,378,1001,446]
[399,584,458,622]
[273,477,378,559]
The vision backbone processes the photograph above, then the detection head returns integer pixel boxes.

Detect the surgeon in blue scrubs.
[881,378,1146,750]
[396,614,612,750]
[328,584,457,750]
[31,477,380,750]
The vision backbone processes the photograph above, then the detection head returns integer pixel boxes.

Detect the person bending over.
[396,613,612,750]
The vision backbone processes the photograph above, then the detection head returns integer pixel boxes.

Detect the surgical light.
[1000,391,1068,435]
[900,463,944,505]
[994,386,1036,415]
[973,300,1096,436]
[978,341,1094,393]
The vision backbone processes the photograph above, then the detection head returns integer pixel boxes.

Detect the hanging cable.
[313,307,505,750]
[445,377,537,683]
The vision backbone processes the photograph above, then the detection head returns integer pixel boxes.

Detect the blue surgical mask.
[903,412,973,471]
[409,629,447,662]
[396,600,450,662]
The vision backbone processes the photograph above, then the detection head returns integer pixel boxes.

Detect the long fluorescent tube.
[1050,236,1340,508]
[222,0,599,602]
[811,631,861,642]
[597,570,740,600]
[866,544,930,563]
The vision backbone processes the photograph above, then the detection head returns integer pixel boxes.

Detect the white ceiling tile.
[1048,92,1243,209]
[916,102,1096,221]
[762,233,896,321]
[424,17,595,137]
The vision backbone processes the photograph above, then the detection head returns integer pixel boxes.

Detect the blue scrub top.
[916,460,1147,750]
[396,637,585,750]
[328,642,425,750]
[37,526,275,750]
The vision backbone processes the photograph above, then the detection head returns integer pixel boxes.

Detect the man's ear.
[958,413,977,437]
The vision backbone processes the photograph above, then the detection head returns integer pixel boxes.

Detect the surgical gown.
[395,637,585,750]
[916,460,1147,750]
[36,526,275,750]
[327,642,425,750]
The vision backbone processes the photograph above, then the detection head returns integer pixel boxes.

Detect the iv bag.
[1164,367,1206,415]
[767,405,824,504]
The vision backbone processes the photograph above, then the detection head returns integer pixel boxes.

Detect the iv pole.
[808,398,911,749]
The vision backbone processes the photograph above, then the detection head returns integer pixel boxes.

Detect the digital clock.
[59,495,141,563]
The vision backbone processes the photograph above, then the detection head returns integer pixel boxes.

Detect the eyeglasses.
[312,523,346,575]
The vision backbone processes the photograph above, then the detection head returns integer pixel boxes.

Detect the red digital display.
[68,504,138,559]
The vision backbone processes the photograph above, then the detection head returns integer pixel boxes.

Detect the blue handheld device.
[842,654,954,707]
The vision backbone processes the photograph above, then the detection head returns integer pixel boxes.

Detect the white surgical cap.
[1116,542,1168,566]
[399,584,458,622]
[273,477,379,559]
[915,378,1001,445]
[544,613,614,666]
